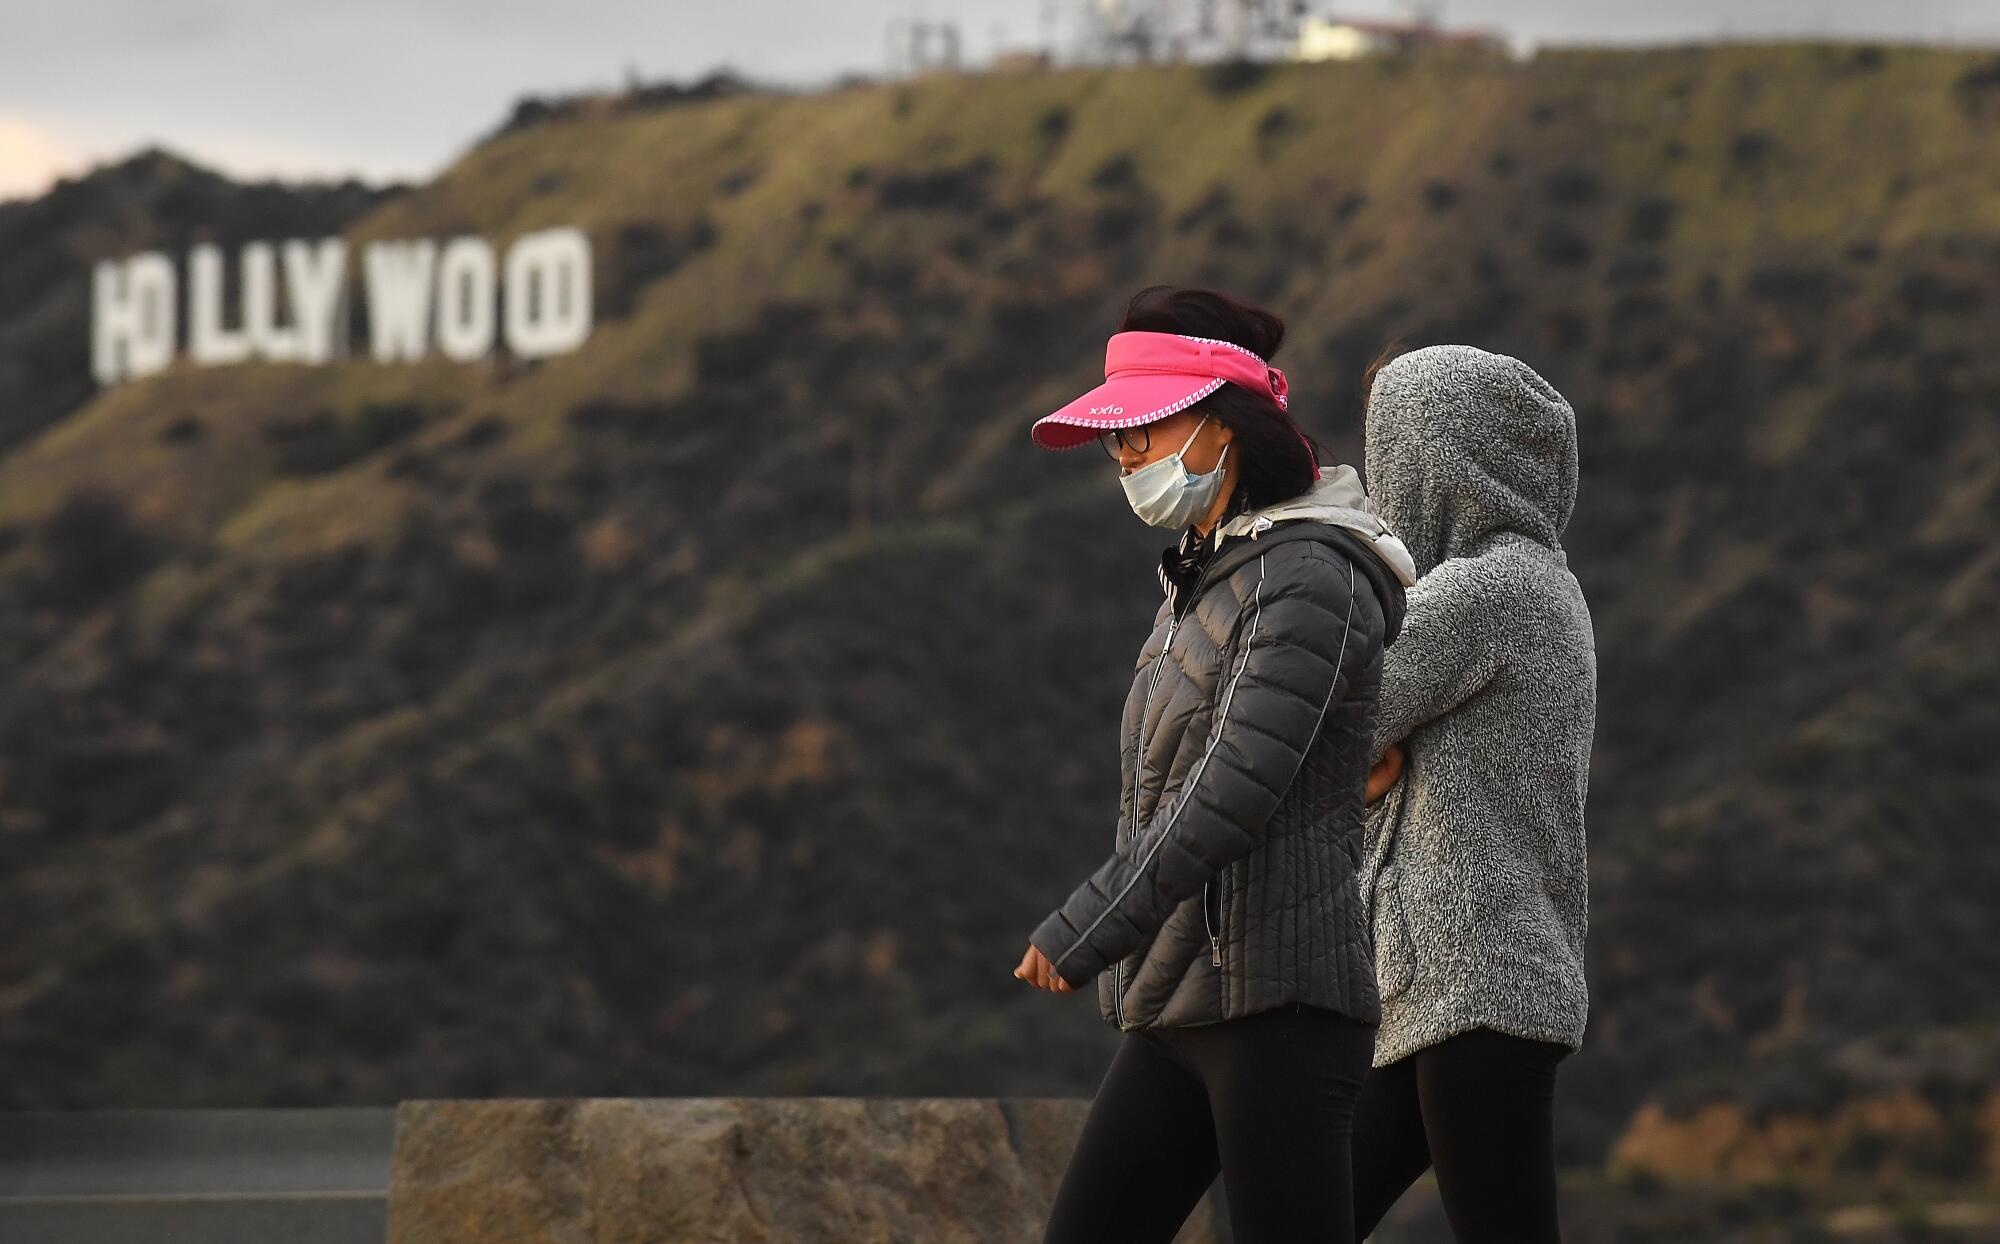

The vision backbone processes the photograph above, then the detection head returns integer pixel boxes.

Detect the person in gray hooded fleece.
[1347,344,1597,1243]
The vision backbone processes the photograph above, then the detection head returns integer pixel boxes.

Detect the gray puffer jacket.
[1028,471,1413,1031]
[1359,343,1598,1067]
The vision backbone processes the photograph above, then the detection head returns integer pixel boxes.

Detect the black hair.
[1115,285,1327,512]
[1362,339,1410,404]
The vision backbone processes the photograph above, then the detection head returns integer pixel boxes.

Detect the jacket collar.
[1211,464,1418,588]
[1164,471,1413,645]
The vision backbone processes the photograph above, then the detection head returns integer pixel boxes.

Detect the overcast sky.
[5,0,1999,200]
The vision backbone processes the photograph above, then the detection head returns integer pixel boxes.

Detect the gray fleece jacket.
[1357,344,1598,1068]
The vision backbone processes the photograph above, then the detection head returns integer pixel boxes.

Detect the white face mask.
[1119,414,1230,530]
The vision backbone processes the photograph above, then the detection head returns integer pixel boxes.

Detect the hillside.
[1,42,1997,1200]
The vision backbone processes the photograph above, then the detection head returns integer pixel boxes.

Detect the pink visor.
[1031,330,1316,477]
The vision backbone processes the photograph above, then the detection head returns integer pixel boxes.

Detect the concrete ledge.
[387,1097,1226,1243]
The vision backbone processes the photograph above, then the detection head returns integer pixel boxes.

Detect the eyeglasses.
[1097,424,1152,460]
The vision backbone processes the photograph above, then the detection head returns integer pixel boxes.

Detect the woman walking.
[1013,286,1418,1244]
[1348,344,1598,1243]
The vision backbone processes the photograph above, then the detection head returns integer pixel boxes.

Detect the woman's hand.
[1366,743,1405,803]
[1015,943,1079,992]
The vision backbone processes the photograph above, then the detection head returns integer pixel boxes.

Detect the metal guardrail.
[0,1107,396,1244]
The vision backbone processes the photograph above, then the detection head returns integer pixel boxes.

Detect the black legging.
[1042,1002,1376,1244]
[1350,1025,1570,1242]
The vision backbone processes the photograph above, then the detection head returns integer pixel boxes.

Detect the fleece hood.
[1362,344,1579,578]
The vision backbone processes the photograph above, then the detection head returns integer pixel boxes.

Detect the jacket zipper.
[1118,612,1175,1028]
[1117,542,1224,1026]
[1202,522,1263,971]
[1204,876,1222,967]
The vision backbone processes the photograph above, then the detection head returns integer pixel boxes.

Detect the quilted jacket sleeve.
[1028,543,1367,989]
[1367,554,1512,766]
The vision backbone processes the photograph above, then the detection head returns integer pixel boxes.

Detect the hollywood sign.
[91,227,593,385]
